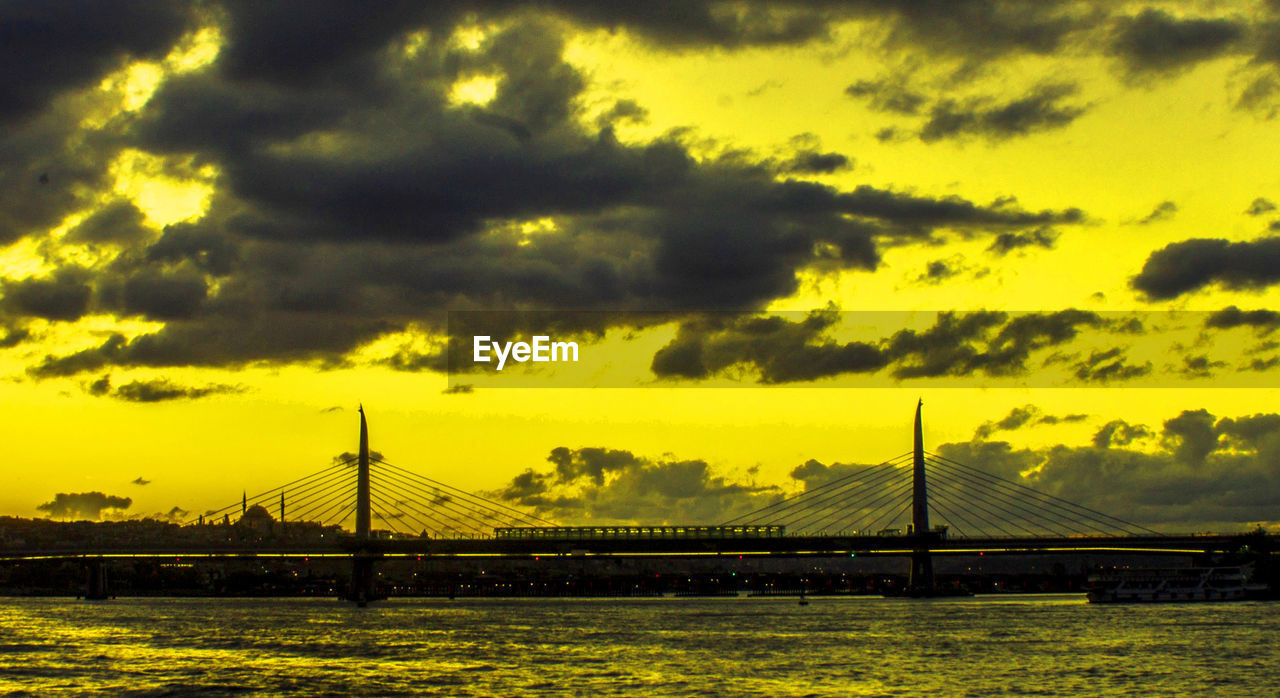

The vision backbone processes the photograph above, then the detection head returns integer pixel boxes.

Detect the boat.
[1086,564,1267,604]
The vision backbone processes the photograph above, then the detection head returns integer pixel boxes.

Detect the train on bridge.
[493,525,786,540]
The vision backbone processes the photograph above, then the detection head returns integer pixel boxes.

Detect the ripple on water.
[0,597,1277,695]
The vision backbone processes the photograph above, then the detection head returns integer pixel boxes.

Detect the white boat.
[1087,564,1267,603]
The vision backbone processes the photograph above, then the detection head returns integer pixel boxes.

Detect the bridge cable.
[926,498,976,538]
[370,472,495,537]
[792,466,915,533]
[819,477,914,535]
[925,476,1045,537]
[926,457,1115,535]
[373,459,554,526]
[925,455,1145,536]
[927,466,1099,537]
[736,455,912,528]
[766,461,910,530]
[783,466,916,530]
[722,451,913,525]
[372,467,524,533]
[373,458,553,525]
[186,462,351,524]
[926,451,1159,535]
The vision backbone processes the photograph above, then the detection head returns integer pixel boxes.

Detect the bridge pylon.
[909,400,936,592]
[347,406,379,606]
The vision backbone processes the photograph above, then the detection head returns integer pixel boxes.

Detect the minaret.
[356,405,371,539]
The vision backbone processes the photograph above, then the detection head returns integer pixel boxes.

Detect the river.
[1,595,1275,695]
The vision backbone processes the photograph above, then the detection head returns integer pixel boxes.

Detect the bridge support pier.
[84,557,109,600]
[348,552,379,607]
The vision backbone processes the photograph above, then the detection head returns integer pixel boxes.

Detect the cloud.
[846,76,928,115]
[1070,347,1151,382]
[65,200,151,245]
[1108,9,1245,78]
[110,378,243,402]
[1245,197,1277,216]
[0,1,196,122]
[493,445,776,524]
[131,476,151,486]
[778,149,852,174]
[986,226,1058,255]
[646,309,1130,385]
[1179,353,1227,378]
[442,383,474,394]
[938,408,1280,528]
[650,309,888,383]
[974,405,1088,440]
[1091,419,1152,448]
[1132,237,1280,299]
[920,83,1088,142]
[1205,306,1280,334]
[1137,200,1178,225]
[2,1,1103,382]
[1,267,93,321]
[888,310,1102,380]
[914,257,978,285]
[37,491,132,520]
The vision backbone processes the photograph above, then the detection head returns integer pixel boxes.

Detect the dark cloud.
[0,1,196,121]
[1132,237,1280,300]
[1205,306,1280,335]
[1245,198,1276,216]
[117,268,209,320]
[1091,419,1152,449]
[779,149,852,174]
[1179,353,1227,378]
[1246,355,1280,372]
[974,405,1088,440]
[939,408,1280,528]
[845,76,928,115]
[65,200,151,245]
[915,257,971,285]
[85,374,112,396]
[1070,347,1151,382]
[36,491,132,520]
[986,226,1058,255]
[596,98,649,127]
[0,325,30,348]
[6,1,1100,381]
[650,309,888,383]
[2,267,92,321]
[110,378,243,403]
[442,383,474,394]
[1137,200,1177,225]
[920,83,1087,142]
[494,445,776,524]
[1109,9,1245,77]
[888,310,1102,379]
[648,309,1116,384]
[866,1,1091,66]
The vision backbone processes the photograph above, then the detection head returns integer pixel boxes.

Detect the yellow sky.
[4,6,1280,524]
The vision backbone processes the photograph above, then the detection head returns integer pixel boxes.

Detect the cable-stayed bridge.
[2,404,1272,603]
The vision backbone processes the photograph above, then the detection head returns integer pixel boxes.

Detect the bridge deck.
[0,533,1262,561]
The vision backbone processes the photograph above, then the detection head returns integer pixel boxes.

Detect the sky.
[3,0,1280,532]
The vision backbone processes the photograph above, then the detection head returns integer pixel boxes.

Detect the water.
[0,595,1275,696]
